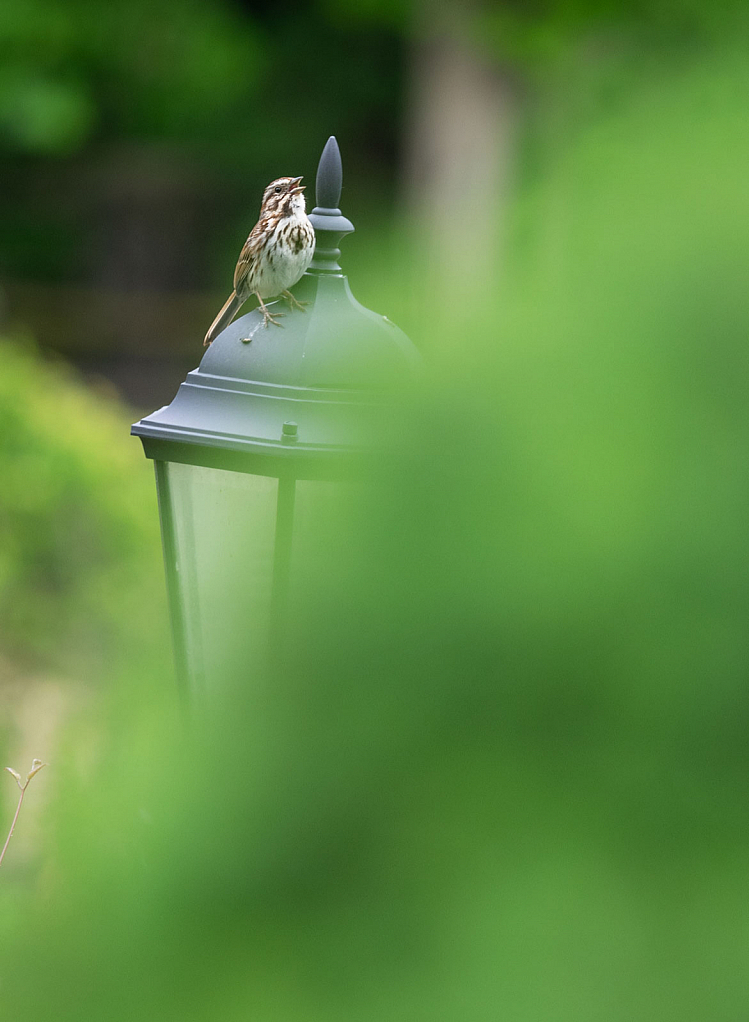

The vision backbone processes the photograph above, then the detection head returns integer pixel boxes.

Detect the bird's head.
[260,176,306,217]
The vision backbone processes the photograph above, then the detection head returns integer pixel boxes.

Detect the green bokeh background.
[1,2,748,1019]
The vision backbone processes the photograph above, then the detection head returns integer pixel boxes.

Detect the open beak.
[289,176,305,194]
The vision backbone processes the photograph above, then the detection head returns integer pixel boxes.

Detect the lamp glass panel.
[159,461,278,692]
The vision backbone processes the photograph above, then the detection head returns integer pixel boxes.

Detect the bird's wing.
[233,216,270,294]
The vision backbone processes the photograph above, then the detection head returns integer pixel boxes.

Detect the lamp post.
[132,137,419,696]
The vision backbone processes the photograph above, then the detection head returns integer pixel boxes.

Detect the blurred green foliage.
[0,338,168,677]
[475,0,747,67]
[0,0,406,161]
[1,22,748,1021]
[0,0,261,154]
[1,0,741,157]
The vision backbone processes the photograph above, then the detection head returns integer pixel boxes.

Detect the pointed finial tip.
[316,135,343,210]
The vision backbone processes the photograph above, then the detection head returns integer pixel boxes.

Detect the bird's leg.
[240,296,284,342]
[257,294,285,329]
[281,289,309,312]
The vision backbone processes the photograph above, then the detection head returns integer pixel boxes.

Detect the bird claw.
[262,310,285,328]
[281,291,309,313]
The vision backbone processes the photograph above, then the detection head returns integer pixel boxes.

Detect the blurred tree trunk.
[402,0,518,295]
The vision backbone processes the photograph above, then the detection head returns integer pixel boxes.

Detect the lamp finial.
[308,135,354,273]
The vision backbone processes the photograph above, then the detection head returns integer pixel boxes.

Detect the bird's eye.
[274,186,282,193]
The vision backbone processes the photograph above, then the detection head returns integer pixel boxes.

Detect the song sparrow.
[203,175,315,346]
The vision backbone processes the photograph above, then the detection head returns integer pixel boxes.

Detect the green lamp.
[132,136,419,695]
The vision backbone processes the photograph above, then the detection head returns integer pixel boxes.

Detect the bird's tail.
[204,291,243,346]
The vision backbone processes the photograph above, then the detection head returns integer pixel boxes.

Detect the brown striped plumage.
[204,176,315,346]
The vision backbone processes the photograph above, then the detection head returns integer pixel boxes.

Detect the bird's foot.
[253,293,285,329]
[281,290,309,312]
[262,308,285,329]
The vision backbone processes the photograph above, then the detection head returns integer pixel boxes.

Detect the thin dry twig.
[0,759,46,869]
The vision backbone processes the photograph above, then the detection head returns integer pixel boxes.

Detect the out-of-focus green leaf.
[0,72,95,153]
[0,338,168,678]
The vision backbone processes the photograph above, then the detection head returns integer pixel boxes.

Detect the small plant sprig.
[0,760,46,869]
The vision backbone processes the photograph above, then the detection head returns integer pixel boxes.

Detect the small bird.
[204,175,315,346]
